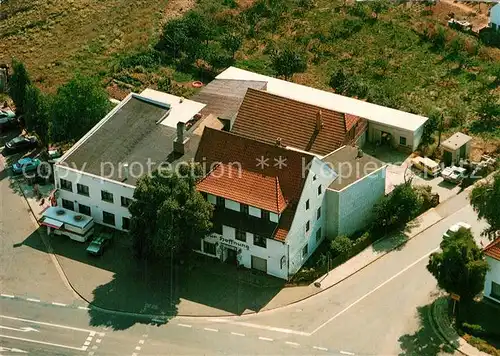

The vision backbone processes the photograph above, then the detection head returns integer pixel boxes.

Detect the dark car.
[86,233,113,256]
[4,135,38,154]
[0,109,17,133]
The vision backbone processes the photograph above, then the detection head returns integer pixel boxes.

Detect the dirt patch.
[432,0,490,32]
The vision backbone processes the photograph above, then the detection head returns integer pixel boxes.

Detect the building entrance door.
[225,248,237,265]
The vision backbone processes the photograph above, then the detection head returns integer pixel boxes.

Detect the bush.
[462,323,485,336]
[330,235,354,257]
[414,185,439,212]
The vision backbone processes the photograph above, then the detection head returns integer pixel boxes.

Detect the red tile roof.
[197,163,287,214]
[232,89,365,156]
[195,128,315,241]
[484,238,500,261]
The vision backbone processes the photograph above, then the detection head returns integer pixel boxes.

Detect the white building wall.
[412,123,425,151]
[368,122,415,151]
[336,167,386,236]
[286,157,337,276]
[54,166,134,231]
[198,227,288,279]
[484,256,500,303]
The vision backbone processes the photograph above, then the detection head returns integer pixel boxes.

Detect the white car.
[443,222,471,238]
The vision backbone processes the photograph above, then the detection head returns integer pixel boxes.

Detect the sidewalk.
[432,297,491,356]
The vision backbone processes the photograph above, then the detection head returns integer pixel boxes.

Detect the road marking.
[135,346,141,351]
[84,341,91,346]
[285,341,300,346]
[0,334,86,351]
[0,326,39,333]
[88,352,95,356]
[313,346,328,351]
[231,332,245,337]
[98,332,105,337]
[86,336,93,342]
[0,294,14,298]
[0,315,95,333]
[204,328,218,332]
[138,339,144,344]
[310,248,438,334]
[132,353,137,356]
[96,339,102,343]
[92,345,98,350]
[78,306,90,311]
[52,302,67,307]
[212,319,309,336]
[340,351,355,355]
[177,324,192,328]
[26,298,40,303]
[0,347,28,353]
[258,337,274,342]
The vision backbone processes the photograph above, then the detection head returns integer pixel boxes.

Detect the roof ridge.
[484,237,500,251]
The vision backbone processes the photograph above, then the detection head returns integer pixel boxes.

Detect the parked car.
[4,135,38,154]
[411,156,441,177]
[0,109,17,132]
[11,157,41,175]
[443,222,471,238]
[86,233,113,256]
[441,166,467,184]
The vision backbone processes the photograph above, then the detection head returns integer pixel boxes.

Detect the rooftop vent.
[316,110,323,131]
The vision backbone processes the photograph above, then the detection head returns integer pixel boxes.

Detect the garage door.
[251,255,267,273]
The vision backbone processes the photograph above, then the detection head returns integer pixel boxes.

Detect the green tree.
[420,109,440,147]
[470,172,500,238]
[271,46,307,80]
[24,85,50,148]
[371,181,423,234]
[221,32,243,59]
[369,0,389,19]
[50,74,110,142]
[427,228,489,310]
[329,69,349,93]
[474,94,500,132]
[129,165,213,260]
[8,60,31,115]
[330,236,353,257]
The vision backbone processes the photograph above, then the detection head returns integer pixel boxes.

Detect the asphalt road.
[0,134,490,355]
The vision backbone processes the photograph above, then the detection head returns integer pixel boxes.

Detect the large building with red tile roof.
[484,237,500,303]
[194,128,338,279]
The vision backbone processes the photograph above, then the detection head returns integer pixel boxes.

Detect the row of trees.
[8,60,110,147]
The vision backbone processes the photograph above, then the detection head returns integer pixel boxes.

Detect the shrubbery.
[330,236,353,257]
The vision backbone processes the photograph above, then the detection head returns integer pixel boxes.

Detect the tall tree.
[24,85,50,149]
[427,228,489,310]
[8,60,31,115]
[50,74,110,143]
[271,46,307,80]
[221,32,243,59]
[420,109,440,148]
[129,165,213,260]
[470,172,500,238]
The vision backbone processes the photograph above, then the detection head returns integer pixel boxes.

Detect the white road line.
[86,336,93,342]
[203,328,218,332]
[340,351,356,355]
[0,315,95,333]
[231,332,245,337]
[258,337,274,342]
[310,248,438,334]
[212,319,309,336]
[98,332,105,337]
[135,346,141,351]
[313,346,328,351]
[51,302,67,307]
[92,345,98,350]
[132,353,137,356]
[0,294,14,298]
[84,341,91,346]
[96,339,101,343]
[138,339,145,344]
[78,306,90,311]
[91,332,97,337]
[0,334,86,351]
[285,341,300,346]
[26,298,40,303]
[177,324,192,328]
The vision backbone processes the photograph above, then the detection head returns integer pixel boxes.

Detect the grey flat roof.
[62,95,200,186]
[322,146,385,190]
[441,132,472,151]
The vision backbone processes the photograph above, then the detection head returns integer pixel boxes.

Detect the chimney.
[357,148,364,158]
[123,163,129,181]
[276,137,282,147]
[174,121,188,154]
[316,110,323,131]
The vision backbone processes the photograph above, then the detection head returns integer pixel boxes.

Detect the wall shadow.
[398,304,455,356]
